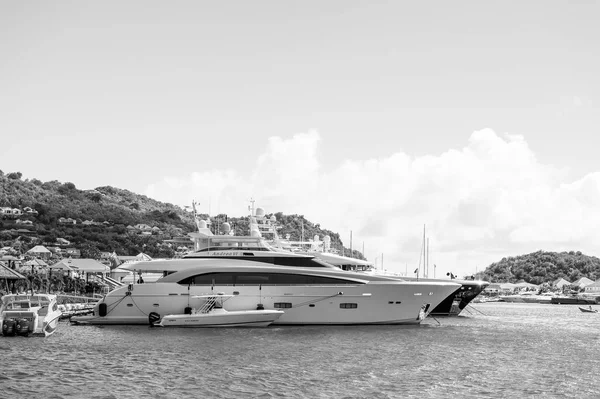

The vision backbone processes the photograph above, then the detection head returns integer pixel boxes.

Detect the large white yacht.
[71,258,460,325]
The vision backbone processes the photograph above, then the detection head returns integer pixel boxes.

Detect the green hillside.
[0,170,362,259]
[477,250,600,284]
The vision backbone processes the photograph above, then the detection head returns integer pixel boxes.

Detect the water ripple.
[1,303,600,398]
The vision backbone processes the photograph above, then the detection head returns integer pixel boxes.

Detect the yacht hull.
[73,260,460,326]
[72,281,458,326]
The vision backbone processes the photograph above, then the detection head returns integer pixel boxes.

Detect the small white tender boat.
[155,294,284,328]
[1,294,62,337]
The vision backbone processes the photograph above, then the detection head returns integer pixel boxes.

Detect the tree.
[80,243,101,259]
[7,172,22,180]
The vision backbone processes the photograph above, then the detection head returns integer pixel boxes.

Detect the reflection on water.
[1,303,600,398]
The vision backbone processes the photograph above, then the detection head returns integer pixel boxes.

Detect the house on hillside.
[583,280,600,295]
[572,277,594,290]
[553,278,571,289]
[15,219,33,226]
[484,283,517,294]
[26,245,52,260]
[50,258,109,278]
[58,217,76,225]
[23,207,38,215]
[56,238,71,246]
[82,219,101,226]
[46,246,63,255]
[134,224,153,232]
[163,236,194,251]
[65,248,81,258]
[0,207,19,218]
[1,246,16,255]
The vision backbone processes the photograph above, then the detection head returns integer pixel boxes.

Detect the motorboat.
[71,258,461,326]
[499,294,526,303]
[1,294,62,337]
[579,306,598,313]
[551,295,600,305]
[155,294,284,327]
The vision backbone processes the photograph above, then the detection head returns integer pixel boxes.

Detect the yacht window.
[340,303,358,309]
[179,273,235,285]
[274,303,293,308]
[178,272,362,286]
[236,274,269,285]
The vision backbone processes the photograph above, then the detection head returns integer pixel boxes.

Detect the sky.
[1,1,599,278]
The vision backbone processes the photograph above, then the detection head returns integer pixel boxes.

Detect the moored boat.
[578,306,598,313]
[551,295,600,305]
[71,258,460,326]
[1,294,62,337]
[156,294,284,327]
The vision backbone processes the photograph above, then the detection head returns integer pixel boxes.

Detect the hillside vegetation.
[0,171,362,259]
[478,250,600,284]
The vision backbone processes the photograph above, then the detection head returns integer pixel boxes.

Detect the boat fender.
[2,318,16,336]
[98,303,108,317]
[256,303,264,310]
[184,306,192,315]
[15,318,30,336]
[148,312,161,326]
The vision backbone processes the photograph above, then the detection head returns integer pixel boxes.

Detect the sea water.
[1,302,599,399]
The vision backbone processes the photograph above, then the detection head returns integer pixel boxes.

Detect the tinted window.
[179,273,235,286]
[178,272,361,286]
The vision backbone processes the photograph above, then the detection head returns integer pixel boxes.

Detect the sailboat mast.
[422,224,426,278]
[426,237,429,278]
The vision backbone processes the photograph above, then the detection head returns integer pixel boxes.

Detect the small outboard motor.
[15,318,31,337]
[2,318,16,337]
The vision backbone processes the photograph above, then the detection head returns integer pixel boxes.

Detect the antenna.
[248,197,255,216]
[350,230,353,258]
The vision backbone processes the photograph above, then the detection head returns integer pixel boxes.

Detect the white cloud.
[145,128,600,279]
